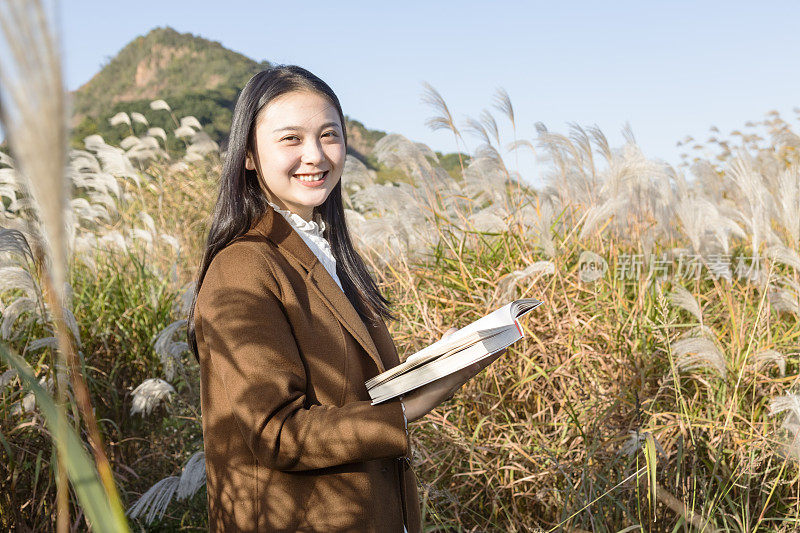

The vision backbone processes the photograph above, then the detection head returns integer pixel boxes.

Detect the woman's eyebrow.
[273,121,340,133]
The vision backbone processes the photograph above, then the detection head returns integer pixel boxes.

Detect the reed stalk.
[0,0,128,530]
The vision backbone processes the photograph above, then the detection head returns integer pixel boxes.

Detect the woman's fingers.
[441,326,457,339]
[451,349,507,388]
[402,348,508,421]
[475,348,506,371]
[467,348,506,375]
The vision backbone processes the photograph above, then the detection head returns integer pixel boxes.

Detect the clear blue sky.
[55,0,800,184]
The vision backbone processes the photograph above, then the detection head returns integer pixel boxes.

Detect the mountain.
[69,26,267,151]
[68,26,466,176]
[71,27,266,121]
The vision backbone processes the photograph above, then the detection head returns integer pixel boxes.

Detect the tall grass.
[2,11,800,531]
[0,3,217,528]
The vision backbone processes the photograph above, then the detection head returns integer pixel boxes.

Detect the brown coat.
[194,206,422,532]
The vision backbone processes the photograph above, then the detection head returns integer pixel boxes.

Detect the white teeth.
[294,172,325,182]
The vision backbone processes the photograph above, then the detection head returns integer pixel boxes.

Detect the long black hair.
[187,65,394,360]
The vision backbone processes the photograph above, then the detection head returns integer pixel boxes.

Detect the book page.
[444,299,541,343]
[511,298,543,319]
[367,298,543,390]
[370,327,522,404]
[366,326,508,389]
[406,303,516,362]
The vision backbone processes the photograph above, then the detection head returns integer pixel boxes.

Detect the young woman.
[188,65,503,532]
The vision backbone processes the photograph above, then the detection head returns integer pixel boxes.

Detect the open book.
[366,298,543,405]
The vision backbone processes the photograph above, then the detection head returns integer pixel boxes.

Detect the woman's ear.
[245,152,255,171]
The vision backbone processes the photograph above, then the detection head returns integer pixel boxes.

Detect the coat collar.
[248,207,388,373]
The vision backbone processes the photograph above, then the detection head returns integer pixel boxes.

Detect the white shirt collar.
[267,201,342,290]
[266,201,327,235]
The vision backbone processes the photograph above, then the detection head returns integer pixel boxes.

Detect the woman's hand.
[401,327,506,422]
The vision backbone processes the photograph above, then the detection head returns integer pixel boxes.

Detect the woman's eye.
[282,132,337,142]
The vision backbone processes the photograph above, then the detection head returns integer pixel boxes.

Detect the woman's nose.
[301,139,325,164]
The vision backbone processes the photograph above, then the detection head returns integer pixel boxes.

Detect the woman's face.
[245,90,346,221]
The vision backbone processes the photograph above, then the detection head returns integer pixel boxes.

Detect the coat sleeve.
[195,243,409,472]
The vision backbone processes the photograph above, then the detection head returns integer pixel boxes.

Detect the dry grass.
[0,68,799,532]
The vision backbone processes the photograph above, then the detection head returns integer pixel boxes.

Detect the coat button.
[381,466,388,473]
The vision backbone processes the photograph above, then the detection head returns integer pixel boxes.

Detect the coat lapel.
[365,312,401,369]
[250,207,386,373]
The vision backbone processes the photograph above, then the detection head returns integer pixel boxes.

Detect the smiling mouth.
[293,171,328,182]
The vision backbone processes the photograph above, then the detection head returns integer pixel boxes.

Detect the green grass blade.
[0,344,130,532]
